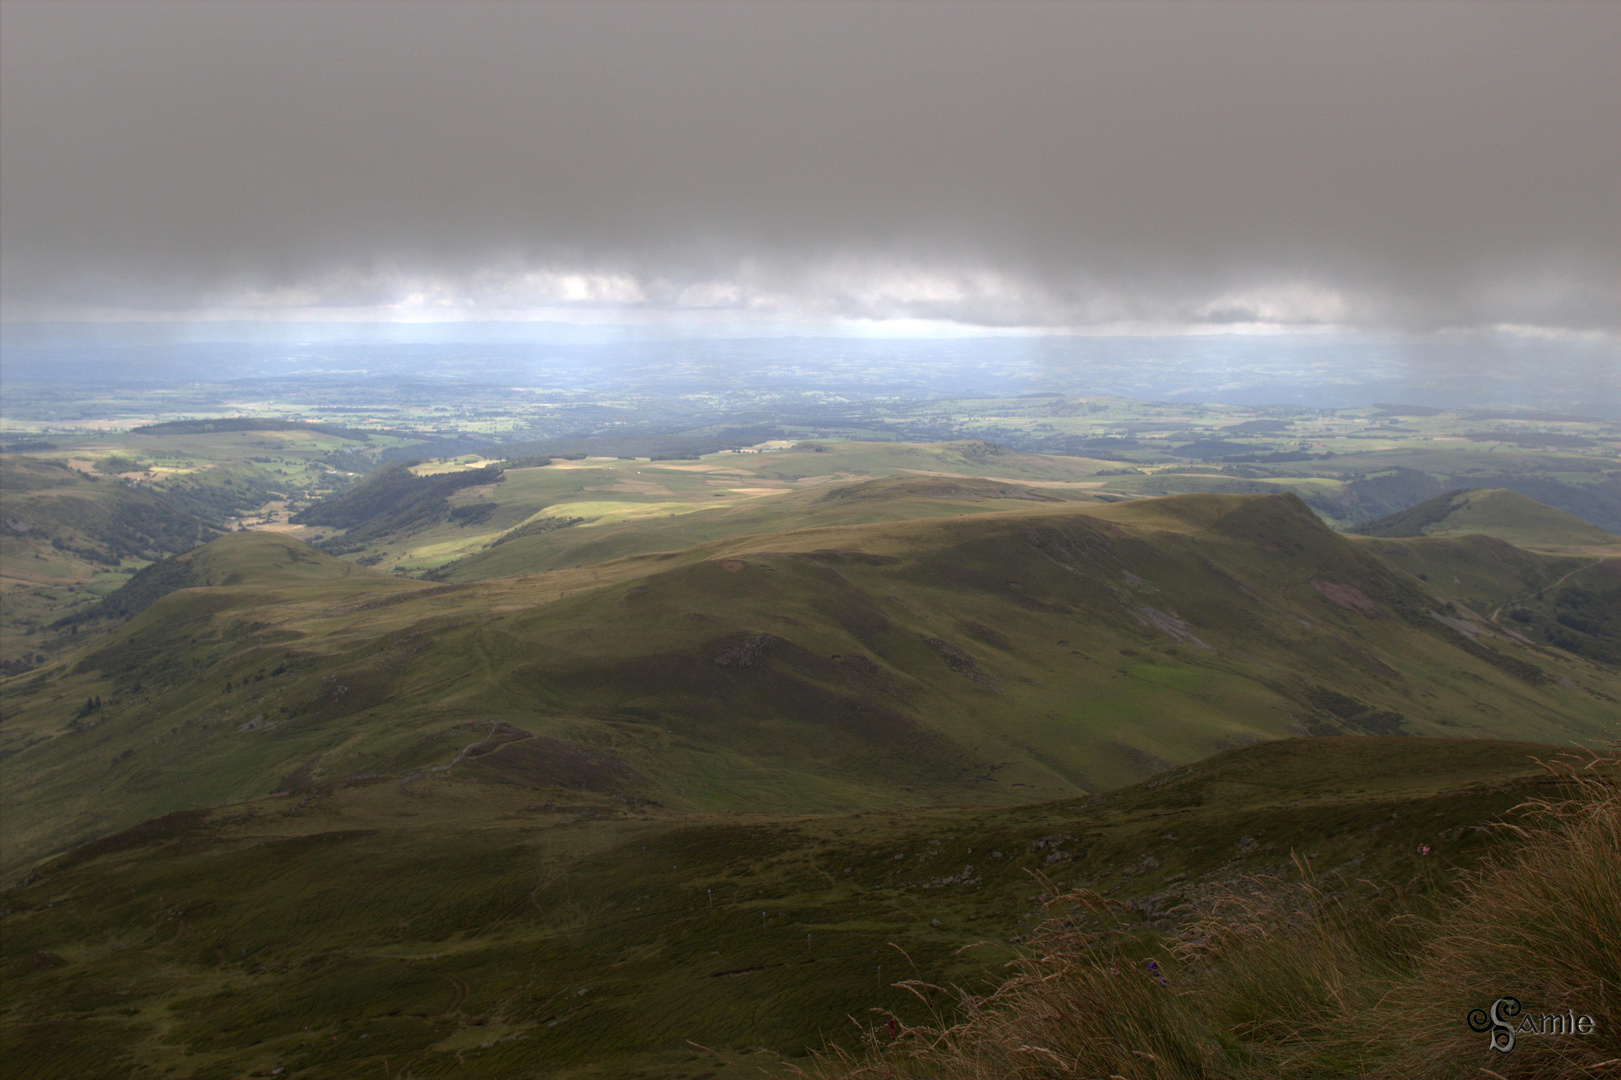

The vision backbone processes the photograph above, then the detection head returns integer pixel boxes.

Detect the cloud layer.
[2,1,1617,332]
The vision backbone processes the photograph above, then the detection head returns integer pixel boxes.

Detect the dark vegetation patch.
[1438,626,1551,686]
[957,620,1014,651]
[94,453,143,474]
[1464,429,1596,448]
[528,634,975,787]
[2,456,218,568]
[54,552,198,627]
[1107,741,1174,776]
[448,502,499,526]
[483,425,791,462]
[487,515,583,548]
[33,809,213,879]
[1303,466,1449,525]
[711,633,785,669]
[1536,566,1621,665]
[802,549,901,567]
[923,637,998,688]
[292,462,504,545]
[69,498,217,565]
[1300,685,1407,735]
[1170,439,1259,460]
[147,465,288,524]
[131,418,372,440]
[1312,580,1381,616]
[256,829,379,852]
[1353,489,1477,538]
[461,736,644,792]
[1372,402,1446,416]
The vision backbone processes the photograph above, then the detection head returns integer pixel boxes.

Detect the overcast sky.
[1,0,1616,336]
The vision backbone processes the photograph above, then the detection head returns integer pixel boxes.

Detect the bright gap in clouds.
[14,263,1387,340]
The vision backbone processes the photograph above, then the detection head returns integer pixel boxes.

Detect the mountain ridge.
[4,491,1616,878]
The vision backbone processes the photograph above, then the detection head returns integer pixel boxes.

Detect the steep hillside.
[289,461,505,549]
[1359,540,1621,667]
[0,737,1583,1079]
[1353,487,1620,552]
[3,492,1616,877]
[0,455,218,673]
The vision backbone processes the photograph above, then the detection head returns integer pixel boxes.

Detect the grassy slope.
[3,492,1617,879]
[0,737,1577,1080]
[1354,533,1602,613]
[1353,488,1620,552]
[156,532,373,589]
[1362,538,1621,668]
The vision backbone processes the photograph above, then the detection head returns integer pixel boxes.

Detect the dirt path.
[1491,557,1611,622]
[399,721,502,786]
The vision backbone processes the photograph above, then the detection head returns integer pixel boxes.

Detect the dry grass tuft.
[1367,750,1621,1078]
[814,750,1620,1080]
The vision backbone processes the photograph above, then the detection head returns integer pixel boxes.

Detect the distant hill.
[0,455,217,563]
[813,474,1063,504]
[1,455,220,662]
[130,417,369,440]
[426,443,1108,582]
[1352,488,1619,551]
[63,532,374,626]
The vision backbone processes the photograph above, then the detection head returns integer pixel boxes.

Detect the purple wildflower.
[1145,959,1168,987]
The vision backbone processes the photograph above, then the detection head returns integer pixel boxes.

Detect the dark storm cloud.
[1,1,1617,329]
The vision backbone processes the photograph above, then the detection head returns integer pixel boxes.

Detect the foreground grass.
[816,748,1620,1080]
[0,737,1591,1079]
